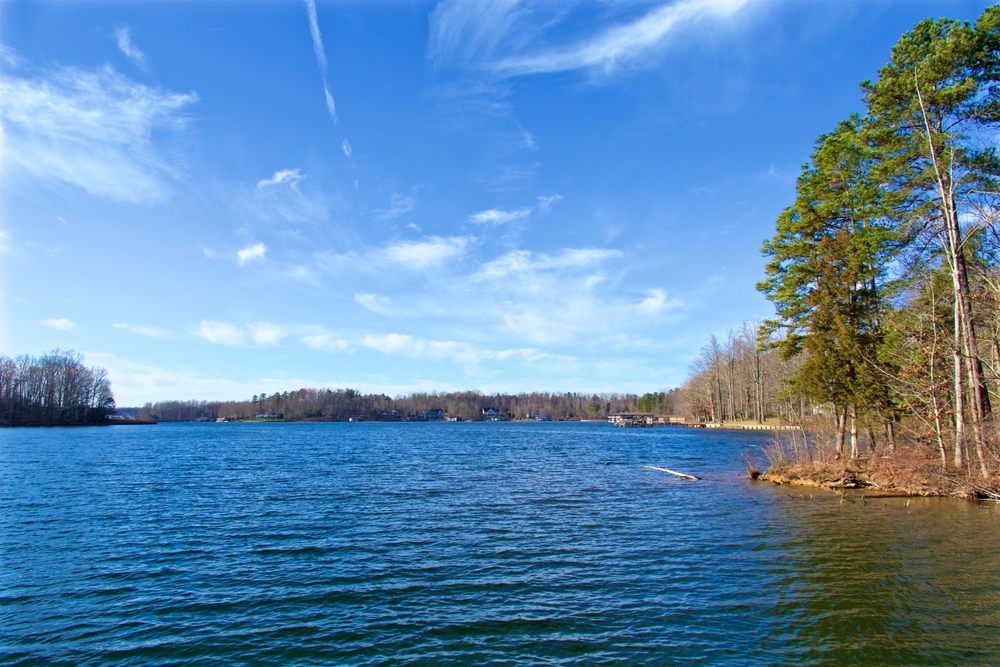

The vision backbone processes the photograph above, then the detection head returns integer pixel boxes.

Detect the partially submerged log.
[643,465,699,480]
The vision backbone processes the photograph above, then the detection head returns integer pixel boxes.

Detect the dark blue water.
[2,422,999,665]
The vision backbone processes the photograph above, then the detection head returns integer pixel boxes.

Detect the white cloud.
[194,320,246,346]
[537,194,562,210]
[237,242,266,265]
[190,320,301,348]
[304,0,327,71]
[431,0,753,77]
[429,1,530,67]
[477,248,621,278]
[303,0,338,124]
[510,0,751,75]
[257,168,303,188]
[376,193,415,219]
[301,334,350,352]
[115,28,147,69]
[382,236,469,269]
[355,292,393,315]
[342,138,352,158]
[41,318,76,331]
[113,322,168,338]
[248,322,286,345]
[635,288,683,315]
[324,86,337,120]
[0,64,197,204]
[468,207,531,225]
[362,332,548,367]
[83,352,325,404]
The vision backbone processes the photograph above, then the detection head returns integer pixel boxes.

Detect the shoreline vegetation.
[711,7,1000,500]
[0,351,114,427]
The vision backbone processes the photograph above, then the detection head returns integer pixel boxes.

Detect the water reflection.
[761,487,1000,664]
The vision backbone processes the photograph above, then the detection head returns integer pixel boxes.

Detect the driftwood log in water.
[643,465,699,480]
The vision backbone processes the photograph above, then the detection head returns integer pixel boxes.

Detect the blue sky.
[1,0,991,404]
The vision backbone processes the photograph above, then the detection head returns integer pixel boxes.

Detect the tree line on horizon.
[685,6,1000,479]
[0,350,116,426]
[136,390,665,423]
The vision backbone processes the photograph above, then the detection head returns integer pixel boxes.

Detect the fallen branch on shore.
[643,465,700,480]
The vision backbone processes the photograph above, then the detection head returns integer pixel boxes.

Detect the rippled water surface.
[2,422,999,665]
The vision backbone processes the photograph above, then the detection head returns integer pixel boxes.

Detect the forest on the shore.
[135,390,657,423]
[682,7,1000,491]
[0,351,116,426]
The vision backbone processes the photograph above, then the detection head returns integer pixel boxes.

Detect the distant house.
[256,412,283,420]
[482,407,502,420]
[389,408,400,419]
[424,408,445,420]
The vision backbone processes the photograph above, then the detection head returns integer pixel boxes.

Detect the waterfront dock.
[608,413,798,431]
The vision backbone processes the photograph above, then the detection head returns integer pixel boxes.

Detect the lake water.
[2,422,999,665]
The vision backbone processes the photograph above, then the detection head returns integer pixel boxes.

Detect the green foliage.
[637,391,676,414]
[759,118,899,410]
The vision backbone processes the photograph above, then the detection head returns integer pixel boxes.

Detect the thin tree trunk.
[929,280,947,470]
[915,72,977,471]
[850,404,859,459]
[835,404,845,458]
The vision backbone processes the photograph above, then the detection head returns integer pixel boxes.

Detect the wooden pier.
[608,414,798,431]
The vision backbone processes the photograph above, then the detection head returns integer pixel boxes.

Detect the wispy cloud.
[430,0,753,77]
[115,28,148,69]
[303,0,338,126]
[361,333,544,367]
[257,168,303,188]
[194,320,246,346]
[375,193,415,219]
[502,0,750,75]
[193,320,335,349]
[113,322,169,338]
[324,87,337,119]
[237,242,266,265]
[537,194,562,210]
[301,333,350,352]
[85,352,346,404]
[468,207,531,225]
[355,292,394,315]
[248,322,286,345]
[381,236,469,270]
[239,170,329,227]
[476,248,622,278]
[341,139,352,158]
[0,65,197,203]
[304,0,327,70]
[635,288,683,315]
[41,318,76,331]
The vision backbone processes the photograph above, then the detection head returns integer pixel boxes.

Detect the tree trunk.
[850,404,859,459]
[954,306,966,470]
[835,405,845,458]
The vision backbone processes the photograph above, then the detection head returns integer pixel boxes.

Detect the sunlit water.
[1,422,998,665]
